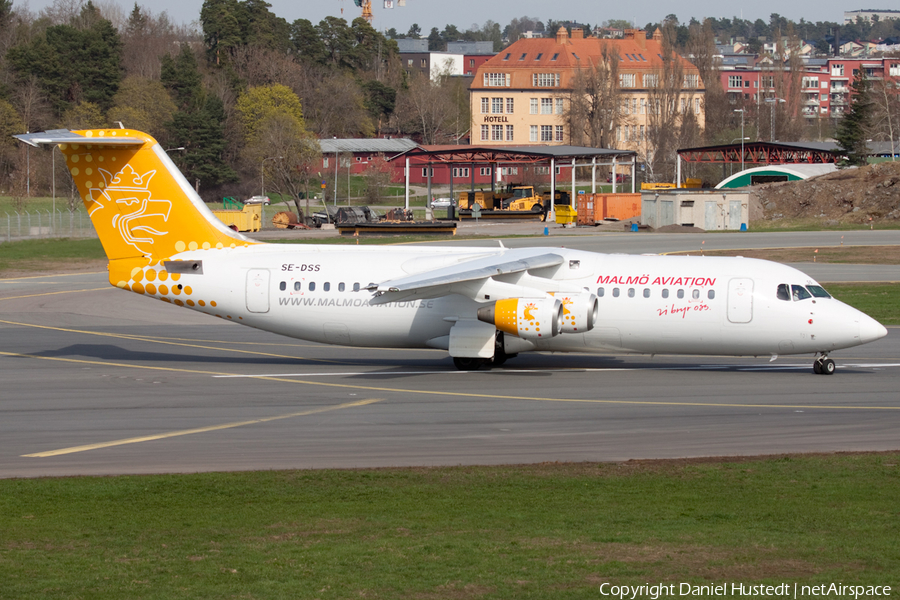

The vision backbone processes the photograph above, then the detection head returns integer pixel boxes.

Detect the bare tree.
[645,27,686,182]
[396,70,455,144]
[566,42,621,148]
[870,78,900,159]
[12,75,52,132]
[295,63,374,138]
[686,19,728,144]
[243,112,322,218]
[39,0,83,25]
[121,6,184,80]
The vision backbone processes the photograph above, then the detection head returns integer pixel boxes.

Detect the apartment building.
[469,27,705,150]
[721,56,900,119]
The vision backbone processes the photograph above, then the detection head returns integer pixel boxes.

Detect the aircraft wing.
[368,251,565,304]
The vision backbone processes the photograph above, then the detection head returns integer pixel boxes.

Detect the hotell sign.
[483,116,509,123]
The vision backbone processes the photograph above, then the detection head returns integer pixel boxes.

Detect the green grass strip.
[0,238,105,273]
[0,454,898,598]
[827,283,900,325]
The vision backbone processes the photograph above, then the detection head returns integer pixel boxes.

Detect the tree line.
[0,0,470,212]
[0,0,896,209]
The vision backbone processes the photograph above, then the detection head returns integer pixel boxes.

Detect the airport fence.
[1,209,97,243]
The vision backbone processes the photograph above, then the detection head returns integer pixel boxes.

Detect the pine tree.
[835,71,874,167]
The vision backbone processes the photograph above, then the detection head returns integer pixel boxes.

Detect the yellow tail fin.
[15,129,254,284]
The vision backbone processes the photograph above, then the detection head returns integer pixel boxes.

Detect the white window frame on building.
[491,97,504,114]
[530,98,538,114]
[484,72,511,87]
[506,125,514,141]
[644,73,659,87]
[541,98,553,114]
[533,73,560,87]
[619,73,636,88]
[530,125,538,142]
[481,125,489,141]
[491,125,503,141]
[555,98,564,114]
[728,75,743,89]
[506,97,515,113]
[481,98,489,114]
[555,125,564,142]
[540,125,553,142]
[452,167,470,178]
[421,167,434,177]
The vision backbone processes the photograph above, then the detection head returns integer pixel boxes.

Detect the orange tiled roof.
[472,29,703,90]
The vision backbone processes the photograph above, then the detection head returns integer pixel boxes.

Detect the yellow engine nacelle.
[476,297,562,340]
[549,292,599,333]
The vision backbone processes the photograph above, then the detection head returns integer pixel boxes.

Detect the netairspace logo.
[598,582,892,599]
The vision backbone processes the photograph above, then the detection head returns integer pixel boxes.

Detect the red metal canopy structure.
[678,141,840,165]
[390,145,638,210]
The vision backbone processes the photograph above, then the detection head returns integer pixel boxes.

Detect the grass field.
[750,218,900,232]
[0,237,106,273]
[0,454,897,598]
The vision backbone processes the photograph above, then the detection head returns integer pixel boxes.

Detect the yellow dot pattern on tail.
[60,129,254,289]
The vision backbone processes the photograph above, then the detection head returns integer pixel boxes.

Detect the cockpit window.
[791,284,812,301]
[807,285,831,298]
[776,284,790,301]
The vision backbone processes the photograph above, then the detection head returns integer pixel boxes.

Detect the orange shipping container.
[576,193,640,224]
[603,193,641,221]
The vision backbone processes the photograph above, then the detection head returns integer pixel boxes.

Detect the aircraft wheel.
[453,357,486,371]
[813,360,822,375]
[820,358,836,375]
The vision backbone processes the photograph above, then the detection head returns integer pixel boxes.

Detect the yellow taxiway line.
[22,398,383,458]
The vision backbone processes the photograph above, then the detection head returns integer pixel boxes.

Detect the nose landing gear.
[813,354,836,375]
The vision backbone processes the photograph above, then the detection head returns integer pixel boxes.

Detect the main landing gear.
[813,354,836,375]
[453,357,489,370]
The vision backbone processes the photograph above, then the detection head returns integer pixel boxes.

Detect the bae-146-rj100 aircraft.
[15,129,887,374]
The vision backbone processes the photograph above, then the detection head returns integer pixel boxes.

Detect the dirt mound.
[751,161,900,225]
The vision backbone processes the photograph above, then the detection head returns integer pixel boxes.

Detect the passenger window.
[627,288,635,298]
[338,282,345,292]
[692,289,700,300]
[643,288,650,298]
[776,284,790,301]
[324,282,330,292]
[677,289,684,299]
[662,289,669,299]
[792,285,812,301]
[294,282,302,291]
[309,282,316,291]
[597,287,605,297]
[353,282,360,292]
[613,288,620,297]
[707,290,715,300]
[807,285,831,298]
[279,281,286,291]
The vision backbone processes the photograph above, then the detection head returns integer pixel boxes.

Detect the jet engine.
[476,297,562,340]
[549,292,599,333]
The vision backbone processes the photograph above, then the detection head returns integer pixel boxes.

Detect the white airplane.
[16,129,887,375]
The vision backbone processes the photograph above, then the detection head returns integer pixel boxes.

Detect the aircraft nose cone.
[859,315,888,344]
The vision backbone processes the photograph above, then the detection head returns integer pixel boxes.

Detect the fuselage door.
[727,278,753,323]
[246,268,270,313]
